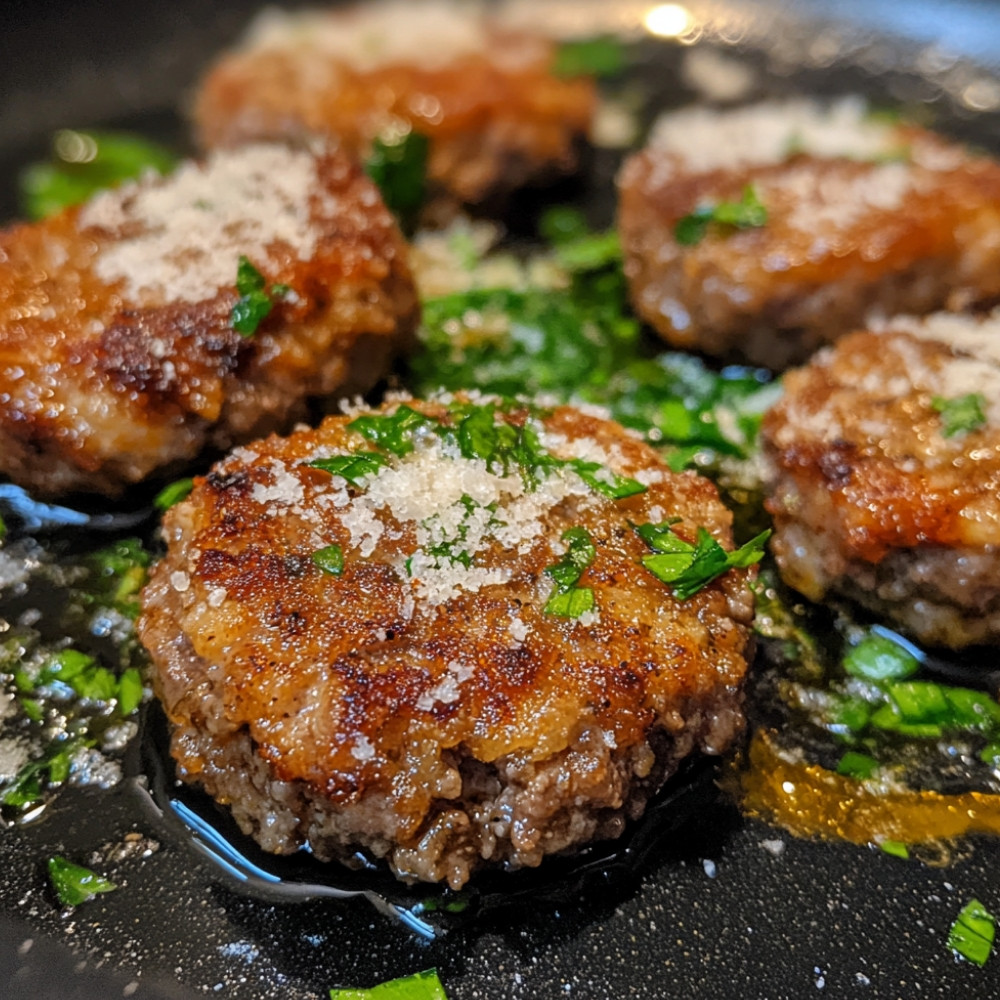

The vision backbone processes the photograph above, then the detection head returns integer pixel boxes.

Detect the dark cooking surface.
[4,1,1000,997]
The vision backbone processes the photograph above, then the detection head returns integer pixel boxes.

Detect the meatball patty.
[762,311,1000,648]
[193,1,595,211]
[619,98,1000,369]
[138,396,756,888]
[0,143,417,497]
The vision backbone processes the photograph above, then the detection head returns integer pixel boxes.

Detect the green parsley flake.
[948,898,996,967]
[349,405,436,457]
[329,968,449,1000]
[564,458,646,500]
[931,393,987,438]
[636,522,770,601]
[308,452,390,486]
[365,130,429,233]
[153,477,194,512]
[544,527,596,618]
[836,751,879,780]
[879,840,910,860]
[843,633,920,682]
[230,255,290,338]
[552,36,626,78]
[19,129,178,220]
[47,856,117,907]
[674,185,768,246]
[312,544,345,576]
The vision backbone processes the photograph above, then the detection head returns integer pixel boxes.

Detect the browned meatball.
[619,98,1000,369]
[762,312,1000,648]
[138,396,756,888]
[0,143,417,497]
[193,2,595,211]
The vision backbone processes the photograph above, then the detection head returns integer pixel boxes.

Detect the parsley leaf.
[19,129,178,220]
[931,393,987,437]
[153,477,194,512]
[329,967,449,1000]
[366,130,429,233]
[312,544,345,576]
[675,185,768,246]
[349,405,437,456]
[948,898,996,967]
[47,856,117,908]
[307,452,390,486]
[563,458,646,500]
[637,523,770,600]
[230,256,291,338]
[544,527,597,618]
[552,36,626,78]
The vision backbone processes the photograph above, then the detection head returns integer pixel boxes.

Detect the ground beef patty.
[618,98,1000,369]
[0,143,417,498]
[138,395,756,888]
[193,1,595,212]
[762,311,1000,649]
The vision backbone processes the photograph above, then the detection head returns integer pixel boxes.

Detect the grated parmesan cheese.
[647,97,900,175]
[242,1,518,74]
[78,145,333,305]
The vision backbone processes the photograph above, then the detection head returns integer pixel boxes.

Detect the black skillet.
[4,1,1000,997]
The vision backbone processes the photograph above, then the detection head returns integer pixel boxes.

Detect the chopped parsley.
[347,401,644,501]
[563,458,646,500]
[312,544,345,577]
[948,898,995,967]
[544,527,596,618]
[636,522,770,600]
[836,751,879,780]
[153,477,194,512]
[365,130,429,233]
[552,36,626,78]
[308,452,390,486]
[349,405,436,457]
[674,185,768,246]
[931,392,987,438]
[19,129,178,220]
[879,840,909,859]
[842,632,920,682]
[1,741,84,809]
[230,256,289,338]
[47,856,117,908]
[412,210,638,404]
[329,968,448,1000]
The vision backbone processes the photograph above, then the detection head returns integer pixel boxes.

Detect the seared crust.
[138,397,755,887]
[619,99,1000,369]
[762,314,1000,647]
[193,3,595,209]
[0,144,417,497]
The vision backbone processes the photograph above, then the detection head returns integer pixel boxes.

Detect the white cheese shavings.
[647,97,899,175]
[79,145,329,305]
[245,2,492,73]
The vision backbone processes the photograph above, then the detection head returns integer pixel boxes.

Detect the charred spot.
[283,554,307,578]
[818,443,857,489]
[266,601,308,638]
[206,468,250,493]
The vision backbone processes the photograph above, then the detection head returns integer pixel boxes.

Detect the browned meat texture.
[762,313,1000,648]
[138,396,756,888]
[0,143,417,497]
[618,98,1000,369]
[193,2,594,210]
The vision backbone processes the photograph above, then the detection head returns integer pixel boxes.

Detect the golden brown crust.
[0,145,418,497]
[619,128,1000,368]
[762,321,1000,647]
[193,15,594,208]
[139,398,756,884]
